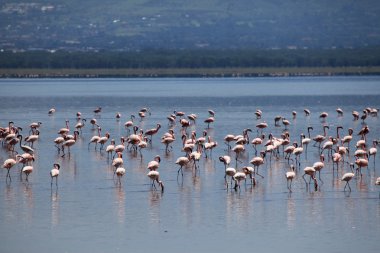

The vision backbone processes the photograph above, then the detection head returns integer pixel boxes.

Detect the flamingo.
[368,140,378,166]
[58,120,70,136]
[115,112,121,119]
[147,171,164,192]
[293,137,304,167]
[274,115,282,126]
[22,165,33,181]
[24,130,40,148]
[17,135,34,154]
[124,115,135,134]
[54,136,65,153]
[145,123,161,145]
[3,158,16,181]
[286,164,296,192]
[219,155,231,181]
[302,166,318,190]
[176,156,190,179]
[292,111,297,119]
[29,121,42,134]
[342,163,355,191]
[147,155,161,171]
[254,109,262,119]
[355,154,369,177]
[233,171,246,190]
[16,153,35,170]
[88,127,101,150]
[302,126,313,158]
[313,154,325,181]
[336,108,343,116]
[357,125,369,141]
[242,166,256,186]
[319,112,328,122]
[342,128,353,149]
[256,122,268,135]
[138,137,149,158]
[98,132,110,150]
[48,107,56,115]
[304,108,311,116]
[115,167,126,184]
[251,134,264,155]
[61,131,79,157]
[225,167,237,188]
[112,152,124,173]
[50,163,61,187]
[250,151,265,178]
[161,129,175,154]
[352,110,359,121]
[232,144,245,167]
[94,107,102,115]
[190,150,202,172]
[75,118,86,134]
[313,125,329,150]
[282,118,290,130]
[187,113,197,124]
[106,139,116,159]
[204,136,217,158]
[204,116,215,128]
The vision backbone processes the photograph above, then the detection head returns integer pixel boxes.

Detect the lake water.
[0,76,379,253]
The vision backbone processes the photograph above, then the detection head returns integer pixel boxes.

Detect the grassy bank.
[1,66,380,78]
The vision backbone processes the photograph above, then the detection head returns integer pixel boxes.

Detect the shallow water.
[0,76,380,253]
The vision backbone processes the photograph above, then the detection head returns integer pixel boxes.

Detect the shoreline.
[1,66,380,78]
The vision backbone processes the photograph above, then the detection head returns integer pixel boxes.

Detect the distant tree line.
[1,48,380,69]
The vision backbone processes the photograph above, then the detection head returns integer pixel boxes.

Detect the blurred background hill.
[1,0,380,51]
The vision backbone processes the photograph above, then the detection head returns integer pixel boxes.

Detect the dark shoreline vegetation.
[1,48,380,78]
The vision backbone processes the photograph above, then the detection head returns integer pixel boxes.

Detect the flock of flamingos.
[1,105,380,195]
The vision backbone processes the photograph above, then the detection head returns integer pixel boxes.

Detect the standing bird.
[3,158,16,181]
[24,130,40,148]
[124,115,135,134]
[176,156,190,179]
[48,107,56,115]
[313,154,325,181]
[302,166,318,191]
[98,132,110,150]
[219,155,231,181]
[368,140,378,166]
[233,171,247,190]
[147,155,161,171]
[145,123,161,145]
[115,167,126,185]
[50,163,61,187]
[112,152,124,173]
[94,107,102,115]
[61,131,79,157]
[75,118,86,134]
[204,116,215,129]
[336,108,344,116]
[147,171,164,192]
[88,127,101,150]
[22,165,33,181]
[250,151,265,178]
[342,164,355,192]
[286,164,296,192]
[232,144,245,167]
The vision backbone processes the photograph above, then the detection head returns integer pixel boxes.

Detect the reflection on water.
[148,191,162,224]
[51,190,59,227]
[115,186,125,224]
[286,196,296,230]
